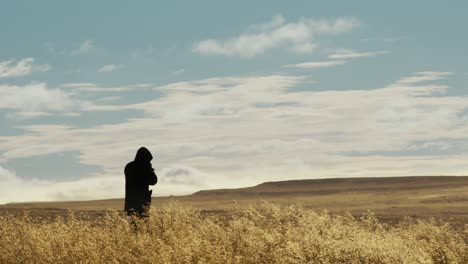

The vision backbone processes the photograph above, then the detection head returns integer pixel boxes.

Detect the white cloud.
[98,64,123,73]
[0,165,208,203]
[132,83,153,88]
[394,71,453,85]
[0,166,21,204]
[284,60,346,69]
[98,96,120,102]
[62,82,96,88]
[0,165,124,203]
[0,83,76,115]
[2,71,468,203]
[79,87,129,92]
[360,36,407,43]
[61,82,130,92]
[193,15,359,57]
[328,50,389,59]
[71,40,96,55]
[0,166,15,182]
[0,58,50,78]
[7,111,51,119]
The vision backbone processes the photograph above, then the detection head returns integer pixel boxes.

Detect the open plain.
[2,176,468,224]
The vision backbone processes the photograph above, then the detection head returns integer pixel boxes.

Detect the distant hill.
[193,176,468,196]
[2,176,468,223]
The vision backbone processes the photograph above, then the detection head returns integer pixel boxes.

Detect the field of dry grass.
[1,202,467,263]
[1,176,468,263]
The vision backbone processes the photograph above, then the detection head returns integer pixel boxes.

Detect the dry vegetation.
[5,176,468,225]
[1,202,467,264]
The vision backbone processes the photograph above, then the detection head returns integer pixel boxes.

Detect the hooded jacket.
[124,147,158,215]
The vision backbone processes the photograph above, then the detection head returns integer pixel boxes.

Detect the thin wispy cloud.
[98,96,121,102]
[71,40,96,55]
[328,50,389,59]
[360,36,407,43]
[0,58,50,78]
[394,71,453,85]
[132,83,153,88]
[284,60,346,69]
[78,87,129,92]
[62,83,96,88]
[193,15,359,57]
[98,64,123,73]
[8,111,51,119]
[171,69,185,76]
[62,82,130,92]
[131,45,154,59]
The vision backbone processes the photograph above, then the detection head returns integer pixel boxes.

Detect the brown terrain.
[1,176,468,224]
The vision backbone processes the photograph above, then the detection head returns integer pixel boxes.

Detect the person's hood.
[134,147,153,163]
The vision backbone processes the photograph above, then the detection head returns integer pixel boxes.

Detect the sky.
[1,1,468,203]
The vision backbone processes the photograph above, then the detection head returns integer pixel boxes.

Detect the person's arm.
[147,166,158,185]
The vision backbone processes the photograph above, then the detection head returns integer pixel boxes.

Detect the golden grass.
[1,202,467,264]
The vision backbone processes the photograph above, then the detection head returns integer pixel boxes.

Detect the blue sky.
[1,1,467,203]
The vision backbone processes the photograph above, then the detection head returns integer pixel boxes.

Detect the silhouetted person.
[124,147,158,217]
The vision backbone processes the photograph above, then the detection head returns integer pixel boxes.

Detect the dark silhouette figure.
[124,147,158,217]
